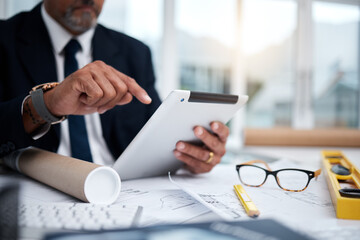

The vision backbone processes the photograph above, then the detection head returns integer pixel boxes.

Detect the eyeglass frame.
[235,160,322,192]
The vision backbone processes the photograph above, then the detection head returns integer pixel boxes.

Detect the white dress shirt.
[41,5,115,166]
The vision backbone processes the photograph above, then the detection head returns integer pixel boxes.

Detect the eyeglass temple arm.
[242,159,272,171]
[314,169,321,180]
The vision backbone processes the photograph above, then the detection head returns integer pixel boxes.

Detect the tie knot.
[64,39,81,56]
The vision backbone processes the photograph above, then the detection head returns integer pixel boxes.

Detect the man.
[0,0,229,174]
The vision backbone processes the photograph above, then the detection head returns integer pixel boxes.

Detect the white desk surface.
[1,146,360,240]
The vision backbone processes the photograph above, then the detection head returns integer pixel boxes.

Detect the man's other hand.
[173,121,229,174]
[44,60,152,116]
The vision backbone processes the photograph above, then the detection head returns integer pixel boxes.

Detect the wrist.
[43,89,62,117]
[22,95,48,135]
[23,96,47,126]
[30,83,67,124]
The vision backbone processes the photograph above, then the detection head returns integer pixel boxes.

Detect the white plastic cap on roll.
[84,166,121,204]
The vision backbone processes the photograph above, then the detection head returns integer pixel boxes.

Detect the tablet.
[112,90,248,180]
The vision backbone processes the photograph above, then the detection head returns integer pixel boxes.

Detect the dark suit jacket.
[0,4,161,159]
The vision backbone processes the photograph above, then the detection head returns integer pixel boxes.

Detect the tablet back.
[113,90,248,180]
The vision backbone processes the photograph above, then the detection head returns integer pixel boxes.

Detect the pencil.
[234,184,260,218]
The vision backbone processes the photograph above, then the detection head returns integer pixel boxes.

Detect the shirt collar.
[41,4,95,56]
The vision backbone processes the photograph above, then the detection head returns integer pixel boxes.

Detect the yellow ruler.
[322,150,360,220]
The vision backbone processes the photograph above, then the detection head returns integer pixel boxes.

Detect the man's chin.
[63,16,97,34]
[66,24,95,34]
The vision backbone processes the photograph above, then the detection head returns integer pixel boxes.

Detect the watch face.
[29,82,67,125]
[30,82,59,93]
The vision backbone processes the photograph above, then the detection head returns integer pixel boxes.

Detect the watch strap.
[30,89,65,124]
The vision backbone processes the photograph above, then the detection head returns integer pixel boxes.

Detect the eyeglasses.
[235,160,321,192]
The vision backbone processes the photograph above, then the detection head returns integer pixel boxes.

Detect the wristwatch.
[29,82,67,124]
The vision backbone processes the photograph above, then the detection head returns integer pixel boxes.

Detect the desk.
[1,146,360,240]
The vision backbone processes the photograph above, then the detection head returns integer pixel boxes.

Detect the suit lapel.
[16,4,57,87]
[92,25,128,73]
[16,4,60,137]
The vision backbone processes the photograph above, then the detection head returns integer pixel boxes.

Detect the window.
[99,0,163,93]
[175,0,236,94]
[312,1,360,128]
[242,0,298,128]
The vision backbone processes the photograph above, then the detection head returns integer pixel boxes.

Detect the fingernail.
[144,95,152,103]
[174,151,181,157]
[213,122,219,130]
[177,142,185,150]
[195,127,203,136]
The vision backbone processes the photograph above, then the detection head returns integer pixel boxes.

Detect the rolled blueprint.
[2,147,120,204]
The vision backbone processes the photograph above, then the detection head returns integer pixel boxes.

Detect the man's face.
[43,0,104,35]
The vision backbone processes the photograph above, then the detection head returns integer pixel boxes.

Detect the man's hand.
[173,121,229,174]
[23,61,151,134]
[44,60,152,116]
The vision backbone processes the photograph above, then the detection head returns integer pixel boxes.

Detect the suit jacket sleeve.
[0,21,37,158]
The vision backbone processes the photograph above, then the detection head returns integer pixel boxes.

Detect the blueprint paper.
[117,176,211,226]
[169,161,360,235]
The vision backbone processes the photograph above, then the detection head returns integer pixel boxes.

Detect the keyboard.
[18,202,141,230]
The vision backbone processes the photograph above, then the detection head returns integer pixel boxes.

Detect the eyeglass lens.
[276,170,309,191]
[238,165,309,191]
[238,165,266,186]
